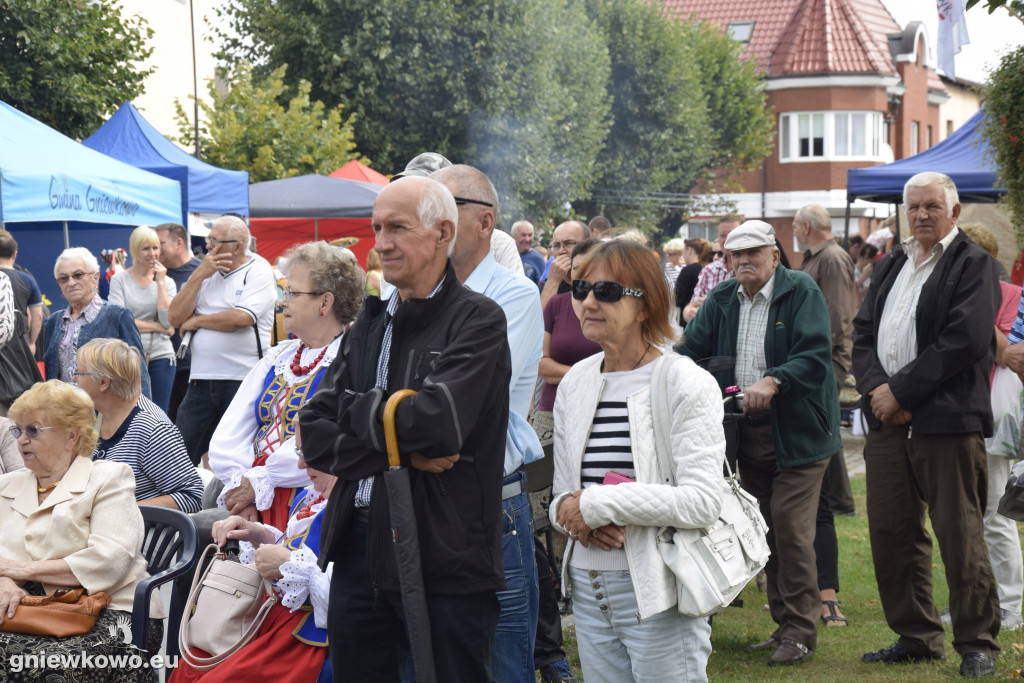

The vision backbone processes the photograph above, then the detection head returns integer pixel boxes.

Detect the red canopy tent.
[248,174,383,267]
[329,160,389,186]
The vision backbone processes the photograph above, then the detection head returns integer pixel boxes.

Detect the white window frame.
[778,110,886,163]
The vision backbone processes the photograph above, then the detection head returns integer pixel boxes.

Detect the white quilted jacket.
[549,352,726,619]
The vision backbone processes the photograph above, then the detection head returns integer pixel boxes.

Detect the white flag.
[937,0,970,78]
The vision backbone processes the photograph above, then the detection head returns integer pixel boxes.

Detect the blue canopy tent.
[845,108,1005,239]
[0,100,182,304]
[83,102,249,222]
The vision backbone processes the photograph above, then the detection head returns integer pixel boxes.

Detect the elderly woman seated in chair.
[75,337,203,512]
[0,380,166,682]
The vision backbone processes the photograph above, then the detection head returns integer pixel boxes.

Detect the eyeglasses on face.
[452,196,494,208]
[72,371,98,381]
[549,240,579,252]
[56,271,96,285]
[711,251,724,259]
[9,425,55,440]
[282,288,324,301]
[205,237,239,246]
[571,279,644,303]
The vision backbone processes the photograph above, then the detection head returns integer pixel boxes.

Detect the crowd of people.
[0,167,1020,682]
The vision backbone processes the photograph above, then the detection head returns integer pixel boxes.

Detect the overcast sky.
[880,0,1024,84]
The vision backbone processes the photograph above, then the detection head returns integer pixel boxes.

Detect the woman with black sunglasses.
[548,239,726,682]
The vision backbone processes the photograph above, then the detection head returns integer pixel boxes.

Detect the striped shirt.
[877,227,959,375]
[92,395,204,512]
[571,364,651,571]
[735,276,775,391]
[354,276,446,508]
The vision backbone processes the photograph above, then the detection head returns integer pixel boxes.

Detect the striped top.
[571,364,652,571]
[93,395,204,513]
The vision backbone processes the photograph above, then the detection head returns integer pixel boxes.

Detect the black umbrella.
[383,390,436,683]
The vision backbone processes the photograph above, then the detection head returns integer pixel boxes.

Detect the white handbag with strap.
[179,543,277,670]
[650,353,771,617]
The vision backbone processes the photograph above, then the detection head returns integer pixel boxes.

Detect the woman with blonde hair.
[0,380,165,681]
[75,338,203,512]
[109,225,177,413]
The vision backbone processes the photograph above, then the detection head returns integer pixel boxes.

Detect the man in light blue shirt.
[434,164,547,682]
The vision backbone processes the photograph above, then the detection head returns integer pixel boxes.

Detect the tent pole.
[315,218,319,242]
[63,221,70,249]
[893,204,901,243]
[843,199,852,249]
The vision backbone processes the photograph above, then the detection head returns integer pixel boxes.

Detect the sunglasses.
[9,425,55,440]
[56,271,96,285]
[572,279,643,303]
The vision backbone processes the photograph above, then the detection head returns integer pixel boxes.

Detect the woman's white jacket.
[549,352,726,619]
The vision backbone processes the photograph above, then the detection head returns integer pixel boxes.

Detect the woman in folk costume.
[208,241,365,530]
[171,425,336,683]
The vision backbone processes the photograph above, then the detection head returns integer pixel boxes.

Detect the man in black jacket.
[300,176,511,682]
[853,172,1000,677]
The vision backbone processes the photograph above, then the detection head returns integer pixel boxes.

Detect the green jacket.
[674,266,840,468]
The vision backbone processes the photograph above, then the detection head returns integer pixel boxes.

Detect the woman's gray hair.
[904,172,959,217]
[282,241,367,325]
[54,247,100,278]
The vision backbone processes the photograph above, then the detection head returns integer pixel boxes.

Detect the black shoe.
[745,637,778,653]
[768,639,814,666]
[959,652,995,677]
[862,640,946,664]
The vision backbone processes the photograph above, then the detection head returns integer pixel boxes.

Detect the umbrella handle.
[384,389,418,468]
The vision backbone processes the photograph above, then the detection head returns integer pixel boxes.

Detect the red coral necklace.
[289,329,346,376]
[290,343,330,376]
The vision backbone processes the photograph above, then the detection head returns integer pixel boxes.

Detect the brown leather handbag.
[0,588,111,637]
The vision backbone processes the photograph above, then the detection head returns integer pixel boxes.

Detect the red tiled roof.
[664,0,901,77]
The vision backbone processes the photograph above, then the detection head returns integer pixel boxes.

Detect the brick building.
[664,0,964,262]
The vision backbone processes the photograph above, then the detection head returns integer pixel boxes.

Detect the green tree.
[215,0,611,223]
[0,0,153,140]
[983,45,1024,243]
[174,63,365,182]
[966,0,1024,22]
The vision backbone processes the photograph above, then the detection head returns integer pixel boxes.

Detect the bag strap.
[242,267,265,360]
[178,543,276,671]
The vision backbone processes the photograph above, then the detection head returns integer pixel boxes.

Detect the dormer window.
[727,22,755,43]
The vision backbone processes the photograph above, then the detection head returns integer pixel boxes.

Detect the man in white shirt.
[853,172,1000,677]
[169,215,275,465]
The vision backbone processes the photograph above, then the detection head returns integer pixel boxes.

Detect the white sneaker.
[1001,608,1024,631]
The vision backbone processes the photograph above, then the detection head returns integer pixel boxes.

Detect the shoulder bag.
[0,587,110,637]
[179,543,276,671]
[650,353,770,618]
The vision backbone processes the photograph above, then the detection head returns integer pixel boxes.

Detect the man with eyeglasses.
[676,220,839,667]
[168,215,275,467]
[539,221,590,309]
[432,165,575,682]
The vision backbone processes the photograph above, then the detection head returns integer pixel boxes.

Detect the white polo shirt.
[189,256,276,381]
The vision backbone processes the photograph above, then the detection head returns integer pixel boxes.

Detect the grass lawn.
[558,475,1024,680]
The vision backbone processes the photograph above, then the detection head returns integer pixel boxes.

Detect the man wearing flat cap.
[676,220,840,666]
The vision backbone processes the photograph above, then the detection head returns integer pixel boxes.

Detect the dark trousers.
[533,541,566,669]
[167,368,191,423]
[822,447,855,514]
[174,379,241,465]
[737,421,829,650]
[864,424,1000,657]
[815,481,839,592]
[329,519,500,682]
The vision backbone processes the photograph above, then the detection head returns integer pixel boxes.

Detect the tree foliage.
[983,45,1024,243]
[966,0,1024,23]
[173,63,364,182]
[213,0,771,226]
[0,0,153,140]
